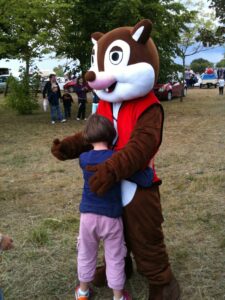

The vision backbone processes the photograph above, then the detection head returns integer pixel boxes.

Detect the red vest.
[97,91,161,183]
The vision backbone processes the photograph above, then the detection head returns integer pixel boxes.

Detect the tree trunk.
[25,58,29,77]
[180,55,186,102]
[24,57,30,95]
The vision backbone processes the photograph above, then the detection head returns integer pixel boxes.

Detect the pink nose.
[85,71,96,82]
[85,71,116,90]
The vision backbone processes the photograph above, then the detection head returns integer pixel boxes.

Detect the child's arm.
[0,233,14,251]
[128,167,154,188]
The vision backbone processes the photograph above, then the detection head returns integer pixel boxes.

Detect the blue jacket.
[79,150,122,218]
[79,149,154,218]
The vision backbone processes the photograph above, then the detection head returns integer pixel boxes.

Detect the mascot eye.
[109,51,123,65]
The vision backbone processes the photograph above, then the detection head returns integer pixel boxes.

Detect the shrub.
[6,73,39,115]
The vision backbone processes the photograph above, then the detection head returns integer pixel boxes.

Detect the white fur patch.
[132,26,144,42]
[95,62,155,103]
[121,180,137,206]
[91,38,97,45]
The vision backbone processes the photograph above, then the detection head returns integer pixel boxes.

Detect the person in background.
[185,69,191,87]
[91,91,100,114]
[43,74,65,124]
[218,77,225,95]
[48,84,66,124]
[43,74,61,100]
[0,233,14,300]
[74,77,88,120]
[62,92,73,119]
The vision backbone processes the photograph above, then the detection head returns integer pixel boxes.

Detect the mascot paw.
[92,266,107,287]
[86,163,116,196]
[51,138,69,161]
[53,138,60,146]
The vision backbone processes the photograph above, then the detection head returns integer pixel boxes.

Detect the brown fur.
[92,20,159,82]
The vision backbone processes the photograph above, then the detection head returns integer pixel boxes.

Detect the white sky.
[0,55,69,77]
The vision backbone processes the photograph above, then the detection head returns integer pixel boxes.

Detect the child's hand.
[1,235,14,251]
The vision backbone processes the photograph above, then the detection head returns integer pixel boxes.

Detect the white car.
[200,73,218,88]
[0,75,9,92]
[194,75,202,87]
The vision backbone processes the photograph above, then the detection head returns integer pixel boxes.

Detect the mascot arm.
[107,104,163,180]
[87,105,163,195]
[51,132,93,161]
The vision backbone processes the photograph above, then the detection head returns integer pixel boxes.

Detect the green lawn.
[0,89,225,299]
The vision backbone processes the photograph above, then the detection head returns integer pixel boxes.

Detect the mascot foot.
[92,266,107,287]
[125,255,133,279]
[149,275,180,300]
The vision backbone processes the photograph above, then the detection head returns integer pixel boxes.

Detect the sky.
[174,46,225,65]
[0,55,69,77]
[1,46,224,77]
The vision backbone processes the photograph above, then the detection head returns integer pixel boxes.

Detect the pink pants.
[77,213,127,290]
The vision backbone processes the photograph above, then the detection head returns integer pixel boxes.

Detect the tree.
[175,1,222,100]
[209,0,225,45]
[216,55,225,67]
[53,65,64,77]
[0,0,63,77]
[0,0,68,114]
[54,0,193,81]
[190,58,214,73]
[209,0,225,23]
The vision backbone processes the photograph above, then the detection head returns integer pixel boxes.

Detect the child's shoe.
[75,286,91,300]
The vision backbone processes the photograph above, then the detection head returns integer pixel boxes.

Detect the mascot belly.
[51,19,180,300]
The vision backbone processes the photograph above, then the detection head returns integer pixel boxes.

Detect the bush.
[6,73,39,115]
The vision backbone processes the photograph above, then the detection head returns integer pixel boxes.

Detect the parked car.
[193,75,202,87]
[200,73,218,88]
[154,81,187,101]
[0,75,9,93]
[63,79,77,92]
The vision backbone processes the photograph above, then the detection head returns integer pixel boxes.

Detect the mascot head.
[85,19,159,103]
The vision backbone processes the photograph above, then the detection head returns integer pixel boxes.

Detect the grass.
[0,89,225,299]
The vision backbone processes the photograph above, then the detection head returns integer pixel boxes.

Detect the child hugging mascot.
[51,19,180,300]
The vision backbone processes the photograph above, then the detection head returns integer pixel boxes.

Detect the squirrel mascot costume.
[51,19,180,300]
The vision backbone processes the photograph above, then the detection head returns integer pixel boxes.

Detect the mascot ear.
[91,32,104,44]
[131,19,152,44]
